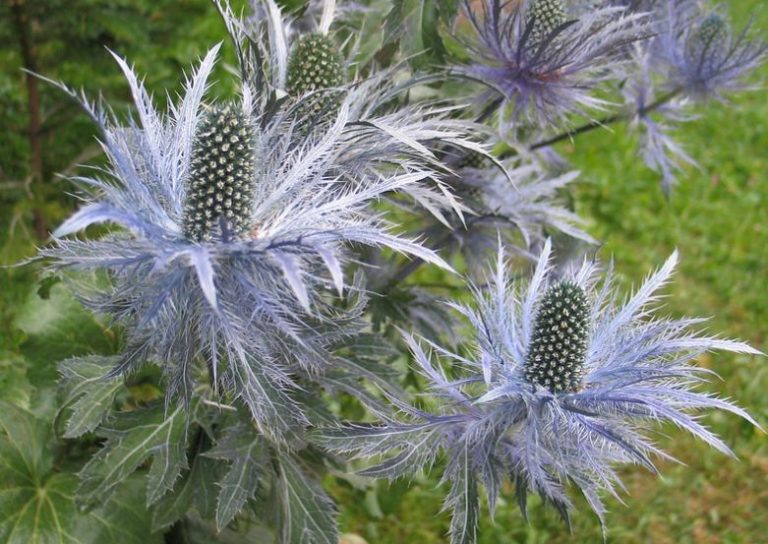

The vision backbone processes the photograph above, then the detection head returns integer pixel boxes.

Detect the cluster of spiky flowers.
[217,0,486,217]
[315,240,761,542]
[459,0,650,127]
[612,1,767,189]
[42,44,459,445]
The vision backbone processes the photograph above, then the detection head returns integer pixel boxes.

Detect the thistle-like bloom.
[41,46,454,444]
[218,0,485,219]
[414,153,594,277]
[459,0,649,127]
[658,7,767,100]
[315,240,761,541]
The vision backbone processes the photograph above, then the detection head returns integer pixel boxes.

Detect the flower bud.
[183,104,255,242]
[524,281,589,393]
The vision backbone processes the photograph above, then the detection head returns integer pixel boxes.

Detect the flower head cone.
[41,45,454,444]
[315,240,762,541]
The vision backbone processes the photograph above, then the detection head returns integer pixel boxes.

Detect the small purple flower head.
[41,46,454,445]
[661,8,767,100]
[316,241,762,541]
[418,154,595,276]
[459,0,649,127]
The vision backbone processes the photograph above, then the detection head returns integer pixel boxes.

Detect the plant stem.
[528,88,683,151]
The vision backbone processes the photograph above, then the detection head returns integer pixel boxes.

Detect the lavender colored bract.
[315,240,761,542]
[41,44,460,444]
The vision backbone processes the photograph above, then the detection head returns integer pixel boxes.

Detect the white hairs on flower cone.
[314,240,762,542]
[40,45,456,445]
[459,0,651,128]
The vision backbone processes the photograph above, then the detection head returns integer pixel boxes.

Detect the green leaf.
[152,439,221,531]
[0,472,163,544]
[0,401,161,544]
[0,353,33,410]
[58,355,123,438]
[13,284,115,387]
[277,456,338,544]
[204,424,268,530]
[421,0,447,65]
[78,402,190,506]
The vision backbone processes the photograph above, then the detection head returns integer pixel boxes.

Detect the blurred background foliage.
[0,0,766,542]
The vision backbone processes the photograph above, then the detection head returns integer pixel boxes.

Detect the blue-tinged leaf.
[277,456,338,544]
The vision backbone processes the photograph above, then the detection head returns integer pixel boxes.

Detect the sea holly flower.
[412,154,594,277]
[217,0,488,221]
[315,240,762,542]
[458,0,650,127]
[661,9,768,100]
[40,45,453,445]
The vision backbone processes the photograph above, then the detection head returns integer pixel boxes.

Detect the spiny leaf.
[277,456,338,544]
[445,442,479,544]
[58,355,124,438]
[204,424,269,530]
[77,402,190,506]
[151,438,221,531]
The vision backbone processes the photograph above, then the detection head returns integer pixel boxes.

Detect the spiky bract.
[460,0,649,126]
[42,46,458,445]
[656,7,767,100]
[183,104,254,241]
[316,241,761,543]
[524,281,589,392]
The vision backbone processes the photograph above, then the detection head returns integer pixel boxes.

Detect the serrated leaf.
[445,443,479,544]
[203,424,268,530]
[78,402,190,507]
[0,402,161,544]
[152,437,221,531]
[58,355,124,438]
[277,456,337,544]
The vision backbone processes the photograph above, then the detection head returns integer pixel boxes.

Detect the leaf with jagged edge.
[203,423,269,530]
[151,435,222,531]
[276,455,338,544]
[444,442,479,544]
[0,401,161,544]
[77,401,190,507]
[58,355,124,438]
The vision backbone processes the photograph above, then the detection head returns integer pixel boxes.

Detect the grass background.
[1,1,766,542]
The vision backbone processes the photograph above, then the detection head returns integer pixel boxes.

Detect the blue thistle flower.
[411,155,595,278]
[459,0,650,126]
[659,8,767,100]
[315,240,762,540]
[217,0,486,220]
[40,46,455,444]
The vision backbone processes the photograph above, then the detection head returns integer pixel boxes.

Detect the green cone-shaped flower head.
[287,33,345,118]
[526,0,567,45]
[524,281,589,393]
[183,103,255,242]
[688,13,729,61]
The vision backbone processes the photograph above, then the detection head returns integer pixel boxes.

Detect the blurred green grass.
[1,1,767,542]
